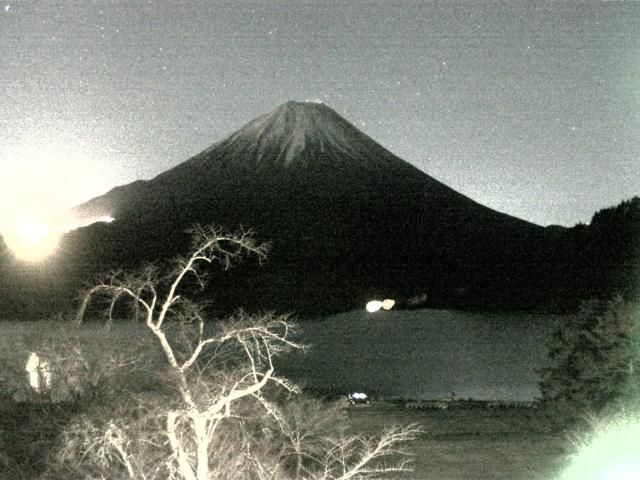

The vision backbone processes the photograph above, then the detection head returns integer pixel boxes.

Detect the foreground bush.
[0,395,82,479]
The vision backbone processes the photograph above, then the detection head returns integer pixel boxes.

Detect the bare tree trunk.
[167,412,198,480]
[193,414,210,480]
[294,441,303,478]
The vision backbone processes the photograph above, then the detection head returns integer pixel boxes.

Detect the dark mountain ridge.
[74,101,534,226]
[2,101,630,318]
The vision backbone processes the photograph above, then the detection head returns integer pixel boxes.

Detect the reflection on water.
[278,309,560,401]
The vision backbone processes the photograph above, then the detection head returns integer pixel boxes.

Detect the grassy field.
[0,312,572,479]
[347,404,571,480]
[1,398,573,480]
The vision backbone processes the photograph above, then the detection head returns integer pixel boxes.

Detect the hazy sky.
[2,0,639,227]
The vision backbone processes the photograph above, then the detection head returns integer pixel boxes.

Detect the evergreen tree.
[539,296,640,415]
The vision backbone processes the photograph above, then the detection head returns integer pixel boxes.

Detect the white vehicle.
[348,392,370,405]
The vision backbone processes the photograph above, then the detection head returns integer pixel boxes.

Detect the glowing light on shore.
[366,300,383,313]
[366,299,395,312]
[382,299,396,310]
[559,414,640,480]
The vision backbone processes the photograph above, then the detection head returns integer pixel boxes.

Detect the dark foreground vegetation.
[1,397,80,479]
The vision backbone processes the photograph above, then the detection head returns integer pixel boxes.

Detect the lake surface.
[277,309,561,401]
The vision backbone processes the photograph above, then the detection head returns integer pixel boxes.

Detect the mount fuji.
[4,102,572,316]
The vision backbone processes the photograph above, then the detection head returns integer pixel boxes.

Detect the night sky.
[2,0,639,229]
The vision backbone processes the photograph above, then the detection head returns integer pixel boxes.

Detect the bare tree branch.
[69,224,418,480]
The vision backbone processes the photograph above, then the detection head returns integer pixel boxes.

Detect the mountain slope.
[73,101,533,227]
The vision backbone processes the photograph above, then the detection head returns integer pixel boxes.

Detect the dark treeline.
[550,196,640,309]
[0,196,638,320]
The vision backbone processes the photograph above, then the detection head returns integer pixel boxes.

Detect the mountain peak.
[272,99,336,115]
[279,99,331,112]
[219,100,385,168]
[253,100,343,136]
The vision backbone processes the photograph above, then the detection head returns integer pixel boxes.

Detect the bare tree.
[317,426,420,480]
[260,398,421,480]
[278,397,347,477]
[67,224,421,480]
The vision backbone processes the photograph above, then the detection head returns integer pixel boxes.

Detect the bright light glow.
[366,300,383,313]
[3,218,61,262]
[1,130,115,262]
[366,299,395,312]
[2,211,116,262]
[17,218,50,245]
[0,130,113,236]
[3,213,117,262]
[559,413,640,480]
